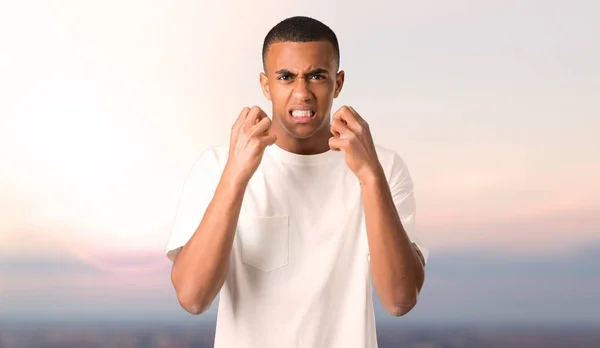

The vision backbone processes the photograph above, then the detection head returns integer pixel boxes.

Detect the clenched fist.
[225,106,277,184]
[329,106,383,183]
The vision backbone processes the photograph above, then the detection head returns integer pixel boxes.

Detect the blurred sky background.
[0,0,599,327]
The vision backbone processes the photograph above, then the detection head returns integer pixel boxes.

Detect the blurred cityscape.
[1,322,599,348]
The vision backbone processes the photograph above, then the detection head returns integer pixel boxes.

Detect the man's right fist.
[225,106,277,184]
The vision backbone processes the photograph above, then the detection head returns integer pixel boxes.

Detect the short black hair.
[262,16,340,71]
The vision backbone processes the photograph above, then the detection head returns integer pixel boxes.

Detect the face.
[260,41,344,145]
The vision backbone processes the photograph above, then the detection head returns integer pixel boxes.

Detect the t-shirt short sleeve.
[165,149,220,263]
[388,152,430,265]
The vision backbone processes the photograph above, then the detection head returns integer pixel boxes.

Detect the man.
[165,15,429,348]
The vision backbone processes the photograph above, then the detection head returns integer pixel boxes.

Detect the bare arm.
[171,171,247,314]
[328,105,425,317]
[169,106,277,315]
[361,172,425,316]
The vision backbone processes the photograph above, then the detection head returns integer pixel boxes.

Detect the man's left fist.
[329,106,383,183]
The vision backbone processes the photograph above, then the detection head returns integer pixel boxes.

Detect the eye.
[309,75,325,80]
[277,74,292,81]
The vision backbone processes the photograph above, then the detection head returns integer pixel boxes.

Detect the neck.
[271,121,332,155]
[277,137,331,155]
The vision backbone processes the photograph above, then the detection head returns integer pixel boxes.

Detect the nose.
[292,77,313,102]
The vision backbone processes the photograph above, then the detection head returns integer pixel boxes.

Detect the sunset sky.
[1,1,599,325]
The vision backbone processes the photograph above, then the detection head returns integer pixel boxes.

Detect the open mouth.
[289,109,316,122]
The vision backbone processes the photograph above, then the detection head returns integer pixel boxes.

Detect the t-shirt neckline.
[266,143,340,165]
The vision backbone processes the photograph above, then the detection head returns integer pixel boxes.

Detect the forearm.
[171,168,248,314]
[360,171,425,316]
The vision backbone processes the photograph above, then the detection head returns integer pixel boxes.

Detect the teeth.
[291,110,313,118]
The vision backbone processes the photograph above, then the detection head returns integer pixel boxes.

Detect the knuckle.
[239,107,251,119]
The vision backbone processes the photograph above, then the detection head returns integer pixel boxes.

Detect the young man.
[166,16,428,348]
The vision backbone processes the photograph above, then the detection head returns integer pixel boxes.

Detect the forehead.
[265,41,337,72]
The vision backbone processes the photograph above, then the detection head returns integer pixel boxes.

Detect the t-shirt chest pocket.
[237,215,290,272]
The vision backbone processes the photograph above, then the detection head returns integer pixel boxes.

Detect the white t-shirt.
[165,142,429,348]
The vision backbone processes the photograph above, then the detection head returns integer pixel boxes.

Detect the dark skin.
[259,41,344,155]
[261,41,425,315]
[170,40,425,316]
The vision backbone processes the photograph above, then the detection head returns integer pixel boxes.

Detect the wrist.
[221,164,250,192]
[358,165,386,188]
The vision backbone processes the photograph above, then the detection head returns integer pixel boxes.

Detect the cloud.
[1,0,598,326]
[0,251,184,322]
[0,249,170,275]
[418,206,600,255]
[379,245,600,325]
[1,246,599,325]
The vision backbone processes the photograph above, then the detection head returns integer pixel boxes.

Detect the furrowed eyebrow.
[306,68,329,75]
[274,68,329,77]
[275,69,295,76]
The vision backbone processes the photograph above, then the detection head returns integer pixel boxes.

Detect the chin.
[285,123,326,140]
[279,114,329,140]
[290,128,319,139]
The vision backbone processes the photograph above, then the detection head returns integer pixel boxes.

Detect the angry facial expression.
[260,41,344,146]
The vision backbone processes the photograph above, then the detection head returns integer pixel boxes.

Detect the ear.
[259,72,271,101]
[333,70,345,99]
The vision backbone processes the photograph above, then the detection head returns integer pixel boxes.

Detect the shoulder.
[374,144,410,171]
[374,144,413,186]
[184,142,230,184]
[191,142,230,169]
